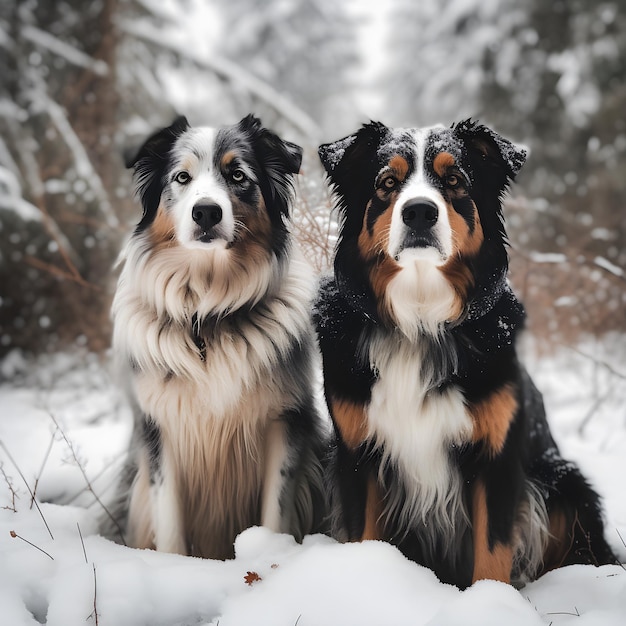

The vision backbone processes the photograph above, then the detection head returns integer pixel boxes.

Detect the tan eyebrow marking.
[220,150,237,169]
[433,152,456,177]
[388,155,409,180]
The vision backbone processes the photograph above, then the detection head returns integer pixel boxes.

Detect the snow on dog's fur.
[104,115,327,559]
[315,120,617,587]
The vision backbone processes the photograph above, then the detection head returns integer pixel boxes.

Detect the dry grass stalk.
[0,440,54,539]
[46,412,126,545]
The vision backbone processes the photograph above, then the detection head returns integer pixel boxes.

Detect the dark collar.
[191,312,206,361]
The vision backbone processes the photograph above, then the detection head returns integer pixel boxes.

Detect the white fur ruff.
[114,236,313,415]
[365,330,473,551]
[384,252,458,339]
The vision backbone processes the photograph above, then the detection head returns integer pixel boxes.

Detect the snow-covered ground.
[0,340,625,626]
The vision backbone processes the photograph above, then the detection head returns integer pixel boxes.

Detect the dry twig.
[10,530,54,560]
[46,412,126,545]
[31,428,57,509]
[24,255,100,290]
[0,440,54,539]
[1,464,19,512]
[87,564,99,625]
[78,522,88,564]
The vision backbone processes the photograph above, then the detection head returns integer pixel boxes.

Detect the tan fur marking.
[472,480,513,583]
[357,203,401,312]
[469,384,518,456]
[389,155,409,180]
[231,196,273,265]
[220,150,237,169]
[361,474,384,541]
[372,206,393,251]
[150,205,176,249]
[541,508,571,573]
[359,203,391,260]
[433,152,456,177]
[447,206,467,248]
[371,257,401,310]
[447,201,484,259]
[331,397,368,449]
[463,207,484,257]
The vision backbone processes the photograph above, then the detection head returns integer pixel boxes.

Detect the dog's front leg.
[361,473,384,541]
[127,453,155,549]
[261,418,289,533]
[329,397,382,541]
[471,479,514,584]
[143,417,187,555]
[151,463,186,554]
[468,385,521,583]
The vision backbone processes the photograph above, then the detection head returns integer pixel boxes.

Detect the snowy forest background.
[1,0,625,362]
[1,0,626,484]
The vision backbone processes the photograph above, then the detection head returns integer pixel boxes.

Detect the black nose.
[402,199,439,231]
[192,203,222,230]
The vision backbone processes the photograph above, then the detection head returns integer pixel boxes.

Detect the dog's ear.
[318,134,357,177]
[318,122,389,227]
[454,119,527,187]
[318,121,388,181]
[124,116,189,169]
[238,114,303,216]
[127,116,189,231]
[318,123,389,321]
[454,120,521,304]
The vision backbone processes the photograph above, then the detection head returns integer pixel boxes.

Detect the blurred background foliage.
[0,0,624,360]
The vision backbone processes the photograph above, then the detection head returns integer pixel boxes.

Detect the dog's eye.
[174,171,191,185]
[381,176,397,190]
[446,175,460,188]
[231,169,246,183]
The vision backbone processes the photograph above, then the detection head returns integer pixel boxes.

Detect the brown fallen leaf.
[244,571,262,586]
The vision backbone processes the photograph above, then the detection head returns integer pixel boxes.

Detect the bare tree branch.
[21,25,109,76]
[560,343,626,381]
[1,464,19,512]
[24,255,101,290]
[41,89,119,228]
[120,20,321,141]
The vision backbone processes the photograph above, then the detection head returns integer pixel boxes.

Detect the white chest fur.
[112,241,314,425]
[366,331,473,532]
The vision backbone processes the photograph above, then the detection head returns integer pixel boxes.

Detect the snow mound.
[1,506,624,626]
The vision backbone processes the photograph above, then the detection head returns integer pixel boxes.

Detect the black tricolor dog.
[314,120,617,587]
